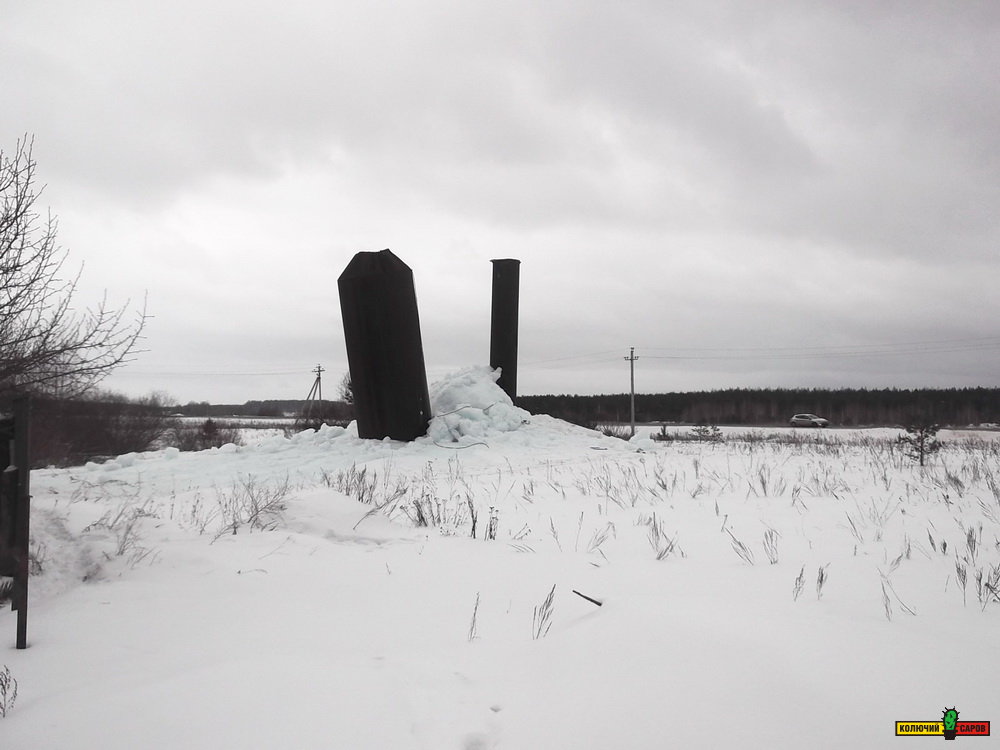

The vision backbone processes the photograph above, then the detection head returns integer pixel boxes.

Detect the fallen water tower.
[338,249,431,441]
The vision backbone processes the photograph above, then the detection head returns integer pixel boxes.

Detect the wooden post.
[14,397,29,649]
[0,397,29,649]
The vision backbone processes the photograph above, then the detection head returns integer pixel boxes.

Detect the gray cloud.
[4,1,999,401]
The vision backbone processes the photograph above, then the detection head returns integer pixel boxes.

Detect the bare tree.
[0,136,146,400]
[338,371,354,405]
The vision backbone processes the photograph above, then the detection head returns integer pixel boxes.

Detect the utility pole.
[313,364,324,404]
[302,364,325,424]
[625,347,638,437]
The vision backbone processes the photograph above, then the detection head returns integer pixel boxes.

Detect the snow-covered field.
[4,367,999,748]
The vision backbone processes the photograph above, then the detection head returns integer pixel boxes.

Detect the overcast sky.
[4,1,999,404]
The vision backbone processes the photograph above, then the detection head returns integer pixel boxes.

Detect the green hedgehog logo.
[942,708,959,731]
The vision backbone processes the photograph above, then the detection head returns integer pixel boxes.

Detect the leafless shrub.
[862,497,899,542]
[0,665,16,718]
[169,418,243,452]
[749,464,786,497]
[965,524,982,566]
[980,499,1000,527]
[986,469,1000,506]
[181,491,214,535]
[484,506,499,541]
[762,528,779,565]
[974,563,1000,611]
[468,592,481,642]
[532,584,557,640]
[880,581,893,621]
[548,517,562,552]
[28,538,47,575]
[729,430,841,449]
[410,496,429,527]
[409,493,444,528]
[323,463,378,504]
[651,424,674,442]
[690,424,724,442]
[599,424,632,440]
[213,475,290,539]
[885,552,903,577]
[879,571,916,616]
[82,492,159,567]
[646,515,681,561]
[400,491,472,535]
[816,564,830,600]
[726,528,755,566]
[955,560,968,607]
[467,498,478,539]
[844,512,864,544]
[587,521,616,557]
[942,467,966,497]
[792,565,805,601]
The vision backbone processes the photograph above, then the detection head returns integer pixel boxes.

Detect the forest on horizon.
[175,386,1000,429]
[516,387,1000,428]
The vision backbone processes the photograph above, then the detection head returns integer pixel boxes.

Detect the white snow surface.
[3,367,999,748]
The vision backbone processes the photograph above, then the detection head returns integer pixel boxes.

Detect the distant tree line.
[31,391,174,466]
[176,399,353,421]
[27,395,356,467]
[517,388,1000,428]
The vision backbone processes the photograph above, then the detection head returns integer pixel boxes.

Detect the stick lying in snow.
[572,589,603,607]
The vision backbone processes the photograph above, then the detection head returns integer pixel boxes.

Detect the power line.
[640,334,1000,354]
[110,368,315,377]
[520,336,1000,372]
[639,335,1000,361]
[642,343,1000,361]
[521,350,622,366]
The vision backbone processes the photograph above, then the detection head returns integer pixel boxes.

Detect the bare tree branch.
[0,136,147,400]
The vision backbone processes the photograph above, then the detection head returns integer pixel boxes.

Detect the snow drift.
[3,367,998,749]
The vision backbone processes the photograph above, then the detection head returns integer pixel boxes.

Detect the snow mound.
[426,366,530,443]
